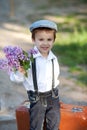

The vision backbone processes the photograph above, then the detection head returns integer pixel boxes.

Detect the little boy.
[10,20,60,130]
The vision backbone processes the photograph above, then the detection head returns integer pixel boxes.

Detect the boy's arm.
[10,71,25,83]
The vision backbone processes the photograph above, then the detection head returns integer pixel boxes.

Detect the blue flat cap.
[30,20,58,32]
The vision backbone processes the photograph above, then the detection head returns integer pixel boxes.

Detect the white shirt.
[10,46,60,92]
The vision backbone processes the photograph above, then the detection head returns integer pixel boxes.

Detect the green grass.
[53,31,87,66]
[77,72,87,86]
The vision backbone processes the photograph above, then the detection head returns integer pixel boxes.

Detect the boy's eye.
[48,38,52,41]
[39,38,43,41]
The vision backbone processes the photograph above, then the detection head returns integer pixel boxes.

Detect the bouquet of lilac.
[0,46,37,77]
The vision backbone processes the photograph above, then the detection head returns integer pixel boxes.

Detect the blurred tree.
[9,0,14,17]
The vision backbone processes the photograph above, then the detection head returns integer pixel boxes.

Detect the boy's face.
[32,30,55,57]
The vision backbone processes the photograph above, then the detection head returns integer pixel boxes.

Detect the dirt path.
[0,0,87,118]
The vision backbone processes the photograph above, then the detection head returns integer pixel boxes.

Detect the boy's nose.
[43,40,49,44]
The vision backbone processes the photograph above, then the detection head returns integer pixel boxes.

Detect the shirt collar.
[33,46,56,60]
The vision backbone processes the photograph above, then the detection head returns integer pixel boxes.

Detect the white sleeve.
[10,71,25,83]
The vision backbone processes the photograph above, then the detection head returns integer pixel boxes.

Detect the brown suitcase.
[60,102,87,130]
[15,100,87,130]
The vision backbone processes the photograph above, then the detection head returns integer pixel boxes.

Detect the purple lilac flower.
[3,46,24,69]
[28,48,38,58]
[0,46,38,77]
[0,59,8,70]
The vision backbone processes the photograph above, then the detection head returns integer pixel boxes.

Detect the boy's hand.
[18,66,26,75]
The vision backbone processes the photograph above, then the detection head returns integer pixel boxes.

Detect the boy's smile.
[32,30,54,57]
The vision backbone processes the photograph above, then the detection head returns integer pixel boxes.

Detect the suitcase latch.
[72,107,83,112]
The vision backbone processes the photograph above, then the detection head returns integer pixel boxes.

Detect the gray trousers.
[29,95,60,130]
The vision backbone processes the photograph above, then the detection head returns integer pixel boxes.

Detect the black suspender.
[32,59,38,93]
[52,59,55,90]
[32,59,54,93]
